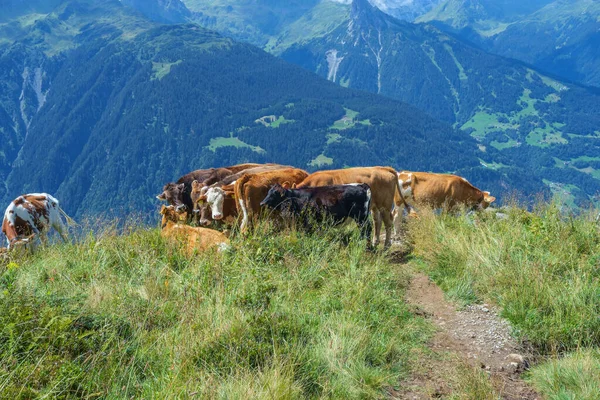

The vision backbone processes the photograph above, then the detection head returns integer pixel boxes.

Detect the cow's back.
[299,167,397,210]
[408,172,484,208]
[161,222,228,255]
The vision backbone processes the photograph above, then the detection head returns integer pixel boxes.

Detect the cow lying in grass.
[159,206,229,255]
[260,183,373,247]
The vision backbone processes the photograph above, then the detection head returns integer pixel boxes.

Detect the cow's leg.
[238,197,249,233]
[372,208,382,248]
[356,214,373,250]
[248,194,263,231]
[381,208,394,249]
[55,222,70,243]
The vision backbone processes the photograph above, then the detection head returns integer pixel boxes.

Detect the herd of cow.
[154,163,496,252]
[0,163,495,253]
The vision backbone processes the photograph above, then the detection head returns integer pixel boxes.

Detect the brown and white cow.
[191,164,291,223]
[297,167,413,248]
[199,168,309,232]
[156,164,264,213]
[2,193,75,249]
[159,205,229,255]
[191,181,238,227]
[396,171,496,211]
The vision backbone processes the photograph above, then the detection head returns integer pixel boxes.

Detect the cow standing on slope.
[2,193,75,249]
[396,171,496,211]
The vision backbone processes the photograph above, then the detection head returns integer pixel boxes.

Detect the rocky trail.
[390,248,540,399]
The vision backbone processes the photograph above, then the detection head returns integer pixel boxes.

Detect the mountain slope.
[419,0,600,88]
[2,4,494,217]
[279,0,600,205]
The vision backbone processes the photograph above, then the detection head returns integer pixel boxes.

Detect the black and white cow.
[259,183,372,245]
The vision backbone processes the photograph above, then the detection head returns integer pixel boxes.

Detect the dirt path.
[399,272,540,399]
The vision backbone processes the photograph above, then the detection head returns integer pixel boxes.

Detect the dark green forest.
[5,23,504,218]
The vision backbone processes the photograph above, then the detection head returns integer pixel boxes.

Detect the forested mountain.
[419,0,600,88]
[0,0,501,218]
[277,0,600,206]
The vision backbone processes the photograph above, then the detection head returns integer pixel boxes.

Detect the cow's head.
[203,187,233,221]
[190,180,208,214]
[260,184,290,209]
[198,203,213,227]
[479,191,496,210]
[159,205,188,228]
[157,183,187,211]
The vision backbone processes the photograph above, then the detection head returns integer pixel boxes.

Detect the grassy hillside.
[3,204,600,398]
[408,203,600,398]
[0,222,432,398]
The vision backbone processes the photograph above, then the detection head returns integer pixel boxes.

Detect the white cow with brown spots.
[2,193,75,249]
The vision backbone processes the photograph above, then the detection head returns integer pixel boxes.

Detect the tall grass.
[408,202,600,397]
[409,203,600,351]
[0,221,430,399]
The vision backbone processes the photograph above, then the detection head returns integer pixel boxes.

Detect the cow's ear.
[192,180,200,189]
[485,195,496,204]
[159,205,167,214]
[281,182,290,189]
[291,183,297,189]
[225,191,235,198]
[177,183,185,190]
[156,192,166,201]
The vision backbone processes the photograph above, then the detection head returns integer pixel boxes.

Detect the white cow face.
[205,187,226,220]
[398,172,413,199]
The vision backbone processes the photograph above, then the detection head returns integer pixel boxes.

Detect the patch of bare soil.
[399,273,540,399]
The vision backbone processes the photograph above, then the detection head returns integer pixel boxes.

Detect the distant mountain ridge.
[419,0,600,88]
[279,0,600,206]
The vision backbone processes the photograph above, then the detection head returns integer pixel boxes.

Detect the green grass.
[528,349,600,400]
[151,60,182,80]
[0,222,430,398]
[330,108,370,131]
[409,203,600,397]
[270,116,294,128]
[207,135,265,153]
[490,138,520,150]
[308,153,333,167]
[460,110,517,139]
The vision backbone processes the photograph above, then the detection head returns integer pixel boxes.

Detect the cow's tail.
[59,207,77,227]
[394,172,415,216]
[235,174,252,231]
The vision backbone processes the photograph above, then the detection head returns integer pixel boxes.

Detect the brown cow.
[297,167,413,248]
[191,164,290,223]
[191,181,238,227]
[396,171,495,210]
[199,168,308,232]
[235,168,309,232]
[159,206,229,255]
